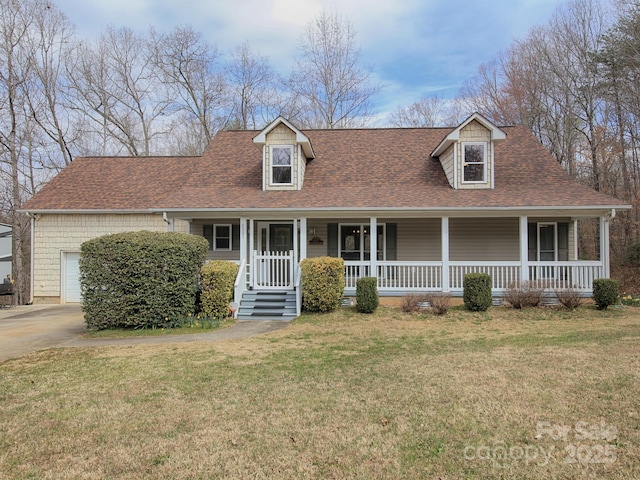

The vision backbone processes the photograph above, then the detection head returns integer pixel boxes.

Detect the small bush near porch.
[300,256,345,313]
[1,306,638,479]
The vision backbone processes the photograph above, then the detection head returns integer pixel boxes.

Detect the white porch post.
[300,217,307,261]
[239,218,247,266]
[249,219,255,288]
[520,216,529,282]
[370,217,377,279]
[441,217,449,292]
[292,218,298,265]
[600,215,611,278]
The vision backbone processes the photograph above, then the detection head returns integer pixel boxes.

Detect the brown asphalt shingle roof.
[22,125,627,212]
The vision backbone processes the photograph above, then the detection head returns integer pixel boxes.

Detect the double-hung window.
[203,224,232,251]
[462,142,487,183]
[270,145,293,185]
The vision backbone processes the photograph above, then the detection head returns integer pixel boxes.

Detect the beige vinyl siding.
[33,213,166,303]
[391,218,441,261]
[449,218,519,261]
[265,123,299,191]
[439,144,455,188]
[305,218,441,261]
[306,221,328,258]
[190,220,241,262]
[457,120,492,190]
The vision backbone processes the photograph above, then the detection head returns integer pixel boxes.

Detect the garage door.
[64,252,81,303]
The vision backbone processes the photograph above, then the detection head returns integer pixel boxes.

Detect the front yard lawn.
[1,305,639,479]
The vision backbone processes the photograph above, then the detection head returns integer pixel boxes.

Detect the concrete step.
[237,290,298,321]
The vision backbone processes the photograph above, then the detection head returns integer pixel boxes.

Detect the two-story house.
[22,113,630,318]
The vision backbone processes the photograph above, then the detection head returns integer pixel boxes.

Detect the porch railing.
[344,260,604,293]
[253,250,294,290]
[233,259,248,314]
[449,262,521,291]
[376,261,442,291]
[528,261,603,291]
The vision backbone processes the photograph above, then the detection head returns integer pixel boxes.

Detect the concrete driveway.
[0,304,290,363]
[0,304,86,363]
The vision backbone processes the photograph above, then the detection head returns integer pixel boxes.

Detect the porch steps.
[237,291,298,321]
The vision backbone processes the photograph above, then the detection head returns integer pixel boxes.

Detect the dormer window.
[462,142,487,183]
[271,145,293,185]
[254,117,315,191]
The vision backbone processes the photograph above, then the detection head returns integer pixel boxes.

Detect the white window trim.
[269,144,294,186]
[461,142,488,184]
[338,223,386,261]
[537,222,557,262]
[214,224,232,251]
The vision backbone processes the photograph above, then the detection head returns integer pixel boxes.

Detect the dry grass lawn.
[1,305,639,479]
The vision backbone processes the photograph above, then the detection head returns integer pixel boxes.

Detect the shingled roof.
[22,125,627,213]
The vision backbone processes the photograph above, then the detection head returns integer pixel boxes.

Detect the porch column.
[600,214,611,278]
[370,217,377,279]
[249,219,255,288]
[441,217,449,292]
[292,218,298,265]
[239,218,247,266]
[520,216,529,282]
[299,217,307,261]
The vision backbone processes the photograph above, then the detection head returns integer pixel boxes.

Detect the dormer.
[431,113,506,190]
[253,117,315,191]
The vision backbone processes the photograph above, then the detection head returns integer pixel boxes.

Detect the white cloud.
[56,0,565,109]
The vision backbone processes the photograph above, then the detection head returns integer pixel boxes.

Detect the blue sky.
[54,0,565,120]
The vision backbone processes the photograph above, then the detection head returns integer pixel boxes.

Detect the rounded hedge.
[300,257,345,312]
[80,231,208,330]
[592,278,619,310]
[463,273,492,312]
[200,260,239,319]
[356,277,379,313]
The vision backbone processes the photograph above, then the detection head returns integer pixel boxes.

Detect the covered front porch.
[164,210,615,316]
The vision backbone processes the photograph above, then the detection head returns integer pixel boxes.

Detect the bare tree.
[388,96,454,127]
[0,0,38,304]
[226,42,280,130]
[153,26,227,152]
[66,26,171,156]
[288,10,381,129]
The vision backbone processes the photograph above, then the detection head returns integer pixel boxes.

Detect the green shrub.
[463,273,492,312]
[80,231,208,330]
[356,277,379,313]
[200,261,239,319]
[623,241,640,266]
[592,278,619,310]
[300,257,345,313]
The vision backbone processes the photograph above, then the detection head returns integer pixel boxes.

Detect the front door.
[254,223,294,289]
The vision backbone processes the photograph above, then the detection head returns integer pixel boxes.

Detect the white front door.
[63,252,81,303]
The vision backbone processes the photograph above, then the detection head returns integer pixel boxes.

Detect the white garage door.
[64,252,81,303]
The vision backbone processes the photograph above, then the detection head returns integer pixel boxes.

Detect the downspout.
[162,212,174,232]
[26,213,39,305]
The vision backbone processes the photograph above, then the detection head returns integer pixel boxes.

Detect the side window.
[462,143,486,183]
[271,145,293,184]
[203,224,232,251]
[214,225,231,251]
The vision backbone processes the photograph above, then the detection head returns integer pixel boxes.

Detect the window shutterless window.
[270,145,293,185]
[462,142,487,183]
